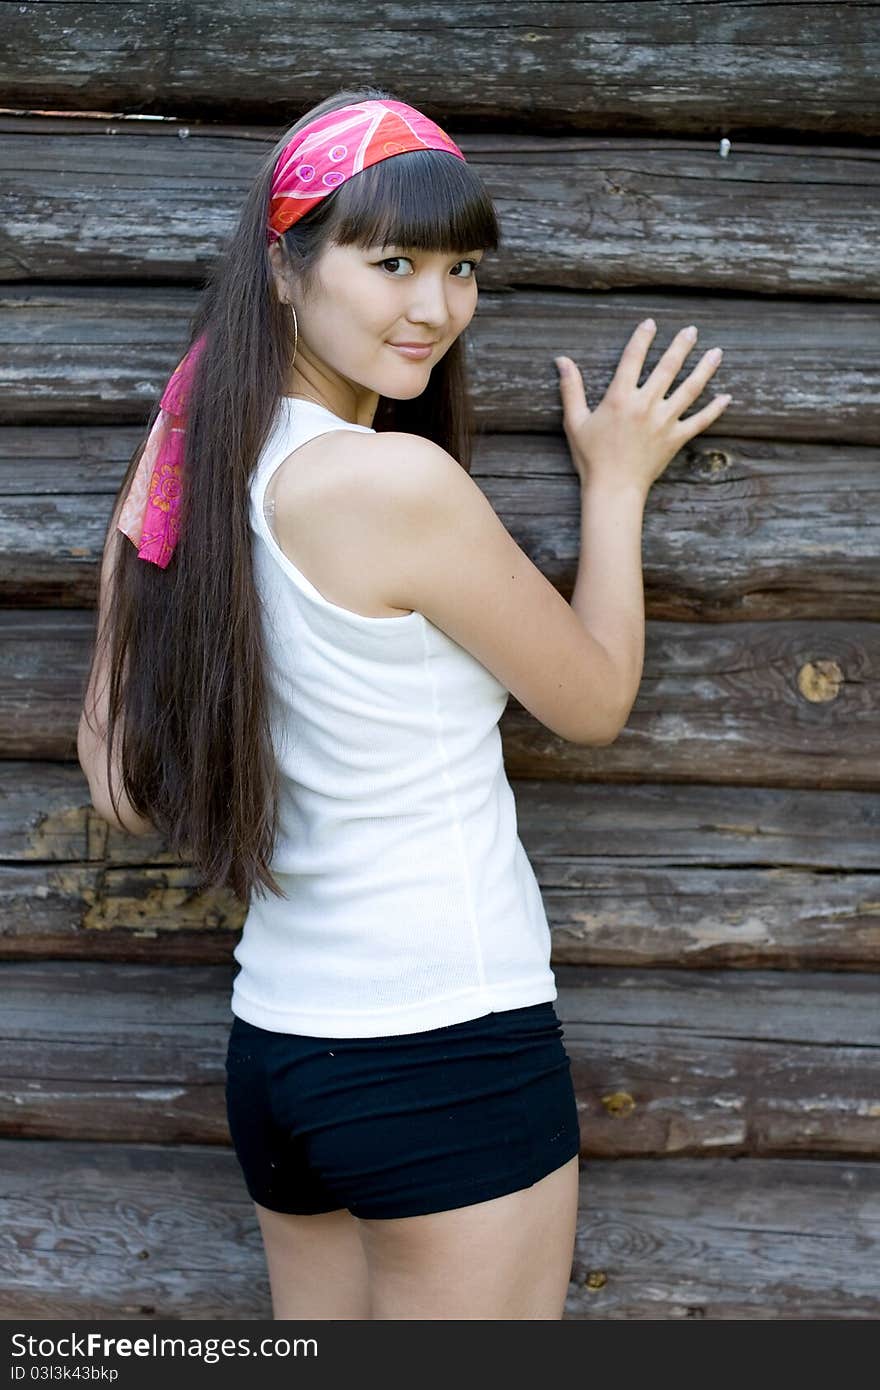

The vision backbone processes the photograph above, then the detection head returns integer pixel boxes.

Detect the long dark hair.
[81,86,501,903]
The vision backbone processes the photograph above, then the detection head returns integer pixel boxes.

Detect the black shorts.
[224,1000,581,1219]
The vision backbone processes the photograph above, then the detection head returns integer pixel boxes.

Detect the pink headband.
[117,100,466,568]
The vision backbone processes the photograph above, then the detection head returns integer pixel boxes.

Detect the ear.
[267,242,287,302]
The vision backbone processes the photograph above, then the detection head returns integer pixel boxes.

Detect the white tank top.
[230,396,557,1037]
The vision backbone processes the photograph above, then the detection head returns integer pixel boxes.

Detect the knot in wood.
[583,1270,607,1290]
[797,659,843,703]
[601,1090,636,1117]
[703,448,730,475]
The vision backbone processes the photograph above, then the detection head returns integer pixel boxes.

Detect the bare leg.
[254,1202,370,1319]
[357,1154,580,1319]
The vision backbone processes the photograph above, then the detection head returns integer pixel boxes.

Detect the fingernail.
[554,357,567,373]
[642,318,656,331]
[684,325,698,341]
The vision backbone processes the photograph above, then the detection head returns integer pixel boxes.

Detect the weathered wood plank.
[2,768,878,969]
[555,963,880,1157]
[4,610,876,786]
[0,1142,877,1319]
[0,1138,268,1319]
[2,285,878,441]
[501,614,880,788]
[1,2,878,136]
[565,1154,880,1319]
[2,961,878,1156]
[547,868,880,972]
[2,116,878,296]
[3,426,879,619]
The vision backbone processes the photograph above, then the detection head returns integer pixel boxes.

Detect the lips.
[389,341,438,348]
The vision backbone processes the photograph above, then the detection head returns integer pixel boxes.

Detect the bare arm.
[571,481,647,733]
[365,435,626,746]
[78,694,155,837]
[556,317,731,732]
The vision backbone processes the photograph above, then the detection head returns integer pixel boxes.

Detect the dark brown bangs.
[321,148,501,258]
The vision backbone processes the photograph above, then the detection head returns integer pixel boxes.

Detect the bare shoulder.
[266,427,435,620]
[348,429,477,514]
[269,426,436,501]
[315,426,450,481]
[300,427,470,546]
[358,431,625,747]
[344,428,491,573]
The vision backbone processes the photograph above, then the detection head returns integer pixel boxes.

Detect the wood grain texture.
[3,609,876,784]
[2,284,878,440]
[555,963,880,1157]
[0,2,878,135]
[2,768,878,970]
[0,1141,877,1319]
[502,616,880,786]
[2,961,878,1156]
[2,115,878,297]
[3,426,879,619]
[1,1,877,1323]
[565,1153,880,1319]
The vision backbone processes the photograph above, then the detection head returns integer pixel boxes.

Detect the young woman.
[78,88,730,1319]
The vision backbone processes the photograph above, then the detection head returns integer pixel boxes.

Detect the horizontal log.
[1,1140,877,1319]
[503,613,880,786]
[556,964,880,1157]
[2,115,879,297]
[3,425,879,620]
[2,767,878,970]
[566,1153,880,1319]
[1,2,878,137]
[2,286,879,442]
[4,609,876,785]
[2,960,878,1157]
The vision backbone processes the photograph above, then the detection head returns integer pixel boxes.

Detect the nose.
[405,272,454,329]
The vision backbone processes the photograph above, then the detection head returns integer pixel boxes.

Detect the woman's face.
[270,238,483,421]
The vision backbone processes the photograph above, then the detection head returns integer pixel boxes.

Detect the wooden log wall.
[1,2,878,1321]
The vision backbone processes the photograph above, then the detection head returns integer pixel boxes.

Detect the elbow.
[77,715,155,838]
[597,693,636,746]
[584,725,621,748]
[80,762,156,839]
[595,718,629,747]
[91,793,156,838]
[575,705,629,747]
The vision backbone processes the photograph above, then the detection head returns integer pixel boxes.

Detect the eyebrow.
[375,244,484,256]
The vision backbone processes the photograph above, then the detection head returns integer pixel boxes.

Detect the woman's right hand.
[555,319,731,494]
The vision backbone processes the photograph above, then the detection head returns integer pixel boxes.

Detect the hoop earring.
[282,302,325,411]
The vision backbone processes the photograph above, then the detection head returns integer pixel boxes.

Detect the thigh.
[227,1000,582,1318]
[358,1152,580,1320]
[255,1201,370,1320]
[225,1017,371,1318]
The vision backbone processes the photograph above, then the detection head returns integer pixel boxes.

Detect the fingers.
[639,322,704,400]
[611,318,658,393]
[672,389,732,443]
[556,321,726,430]
[555,355,590,415]
[663,342,725,420]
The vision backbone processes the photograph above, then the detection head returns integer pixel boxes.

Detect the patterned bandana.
[117,99,466,568]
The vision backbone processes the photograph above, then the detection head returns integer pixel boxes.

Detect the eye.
[377,256,413,276]
[376,256,481,279]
